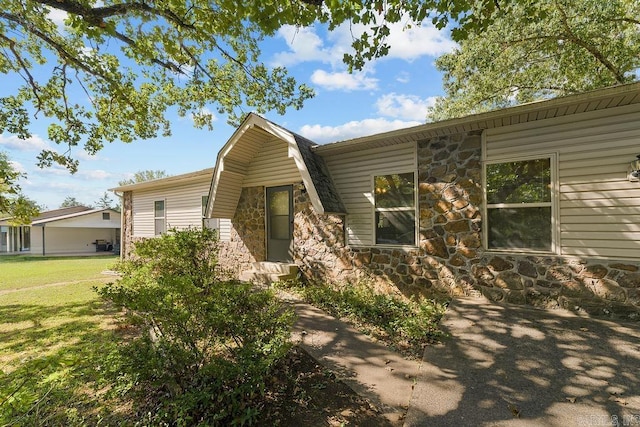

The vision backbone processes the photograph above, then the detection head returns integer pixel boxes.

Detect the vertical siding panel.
[131,177,211,238]
[219,218,232,242]
[323,141,416,246]
[242,138,301,187]
[485,103,640,259]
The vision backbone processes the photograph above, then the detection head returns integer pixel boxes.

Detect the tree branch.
[111,29,184,74]
[0,33,43,111]
[555,2,627,83]
[35,0,197,31]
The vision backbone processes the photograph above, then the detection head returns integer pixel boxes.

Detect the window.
[374,172,416,245]
[102,212,110,220]
[201,195,209,218]
[485,156,554,251]
[154,200,166,235]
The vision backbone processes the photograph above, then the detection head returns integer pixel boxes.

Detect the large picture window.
[374,172,416,246]
[485,157,553,251]
[154,200,166,236]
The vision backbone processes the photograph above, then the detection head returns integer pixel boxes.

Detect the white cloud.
[37,165,71,177]
[271,18,455,68]
[375,93,436,121]
[0,134,50,151]
[47,8,68,27]
[310,69,378,91]
[78,169,113,180]
[8,160,26,174]
[299,118,421,143]
[384,22,457,61]
[271,25,339,67]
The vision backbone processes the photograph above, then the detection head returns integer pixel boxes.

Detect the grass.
[0,256,127,426]
[0,254,448,424]
[0,255,118,291]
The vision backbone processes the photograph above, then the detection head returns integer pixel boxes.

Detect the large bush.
[99,227,294,426]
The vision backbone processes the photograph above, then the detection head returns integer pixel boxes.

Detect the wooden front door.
[266,185,293,262]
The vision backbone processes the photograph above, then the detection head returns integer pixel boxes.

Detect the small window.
[102,212,110,220]
[374,172,416,245]
[154,200,165,235]
[201,195,209,229]
[202,195,209,217]
[485,157,553,251]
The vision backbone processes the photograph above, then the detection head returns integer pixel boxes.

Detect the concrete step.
[240,262,299,285]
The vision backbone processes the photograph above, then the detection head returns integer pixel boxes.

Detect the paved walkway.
[406,297,640,426]
[284,292,420,425]
[286,293,640,427]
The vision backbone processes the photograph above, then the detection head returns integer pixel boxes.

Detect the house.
[110,168,216,257]
[0,206,121,255]
[123,82,640,319]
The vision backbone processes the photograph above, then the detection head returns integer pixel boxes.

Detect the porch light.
[629,154,640,182]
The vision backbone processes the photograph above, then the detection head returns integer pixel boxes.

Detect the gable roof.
[207,113,345,218]
[0,206,120,226]
[314,82,640,155]
[31,208,120,226]
[110,168,214,192]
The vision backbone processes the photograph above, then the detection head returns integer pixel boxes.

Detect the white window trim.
[370,169,419,248]
[482,152,559,254]
[154,199,166,236]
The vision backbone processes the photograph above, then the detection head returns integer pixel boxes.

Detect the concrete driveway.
[406,297,640,427]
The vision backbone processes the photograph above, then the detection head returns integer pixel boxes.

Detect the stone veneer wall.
[218,186,266,277]
[218,134,640,320]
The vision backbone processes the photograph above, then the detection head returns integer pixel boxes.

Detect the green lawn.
[0,256,128,425]
[0,255,118,291]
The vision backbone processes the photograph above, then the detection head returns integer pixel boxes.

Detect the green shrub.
[277,279,447,355]
[99,227,295,426]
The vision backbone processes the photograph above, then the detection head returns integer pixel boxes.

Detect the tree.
[1,0,522,173]
[0,151,40,223]
[0,151,21,213]
[60,196,84,208]
[5,195,43,226]
[118,170,169,186]
[429,0,640,120]
[95,191,115,210]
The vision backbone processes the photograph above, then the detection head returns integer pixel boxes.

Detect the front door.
[266,185,293,262]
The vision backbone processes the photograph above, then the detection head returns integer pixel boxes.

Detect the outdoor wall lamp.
[629,154,640,182]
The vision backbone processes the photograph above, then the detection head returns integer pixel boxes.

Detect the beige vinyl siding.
[242,138,300,187]
[484,102,640,259]
[219,218,232,242]
[322,141,417,246]
[132,179,211,238]
[31,227,117,255]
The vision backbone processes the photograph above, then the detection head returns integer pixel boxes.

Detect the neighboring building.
[121,82,640,319]
[0,206,121,255]
[110,168,216,257]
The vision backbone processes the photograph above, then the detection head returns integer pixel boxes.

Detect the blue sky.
[1,15,456,210]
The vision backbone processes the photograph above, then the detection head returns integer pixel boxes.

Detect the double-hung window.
[485,156,554,252]
[154,200,166,235]
[374,172,416,246]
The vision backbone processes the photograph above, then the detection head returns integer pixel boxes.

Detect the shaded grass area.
[0,255,118,291]
[277,280,449,358]
[0,281,129,426]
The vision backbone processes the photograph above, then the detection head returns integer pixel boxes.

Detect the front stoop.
[239,262,299,285]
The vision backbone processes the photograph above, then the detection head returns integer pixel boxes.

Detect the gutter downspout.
[42,224,45,256]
